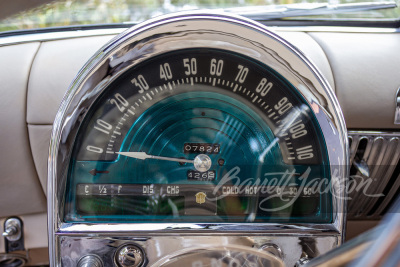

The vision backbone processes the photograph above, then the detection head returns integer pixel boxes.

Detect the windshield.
[0,0,399,32]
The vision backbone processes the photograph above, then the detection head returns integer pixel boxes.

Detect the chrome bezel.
[48,11,348,266]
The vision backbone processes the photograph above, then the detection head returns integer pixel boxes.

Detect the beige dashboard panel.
[27,35,115,125]
[28,124,53,195]
[275,31,335,91]
[0,42,46,217]
[309,32,400,129]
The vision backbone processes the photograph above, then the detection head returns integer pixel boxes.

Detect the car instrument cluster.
[48,12,348,267]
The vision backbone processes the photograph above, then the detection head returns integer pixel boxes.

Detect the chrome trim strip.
[0,25,398,47]
[48,11,348,266]
[0,28,124,47]
[57,223,341,235]
[273,26,399,33]
[348,130,400,136]
[395,87,400,124]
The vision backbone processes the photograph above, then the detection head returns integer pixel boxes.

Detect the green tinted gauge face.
[65,49,331,223]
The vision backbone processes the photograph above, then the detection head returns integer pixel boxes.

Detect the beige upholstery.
[0,42,46,218]
[309,32,400,129]
[276,31,335,91]
[27,35,115,125]
[28,125,53,195]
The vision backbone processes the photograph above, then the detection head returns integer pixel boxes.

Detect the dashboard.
[0,10,399,267]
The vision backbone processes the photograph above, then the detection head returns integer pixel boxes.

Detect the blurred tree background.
[0,0,399,32]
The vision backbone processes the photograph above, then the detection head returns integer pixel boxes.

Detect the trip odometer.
[65,49,331,223]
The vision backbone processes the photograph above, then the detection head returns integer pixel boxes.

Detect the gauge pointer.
[116,152,194,164]
[117,152,213,172]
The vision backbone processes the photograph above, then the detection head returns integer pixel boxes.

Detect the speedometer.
[49,12,348,267]
[65,48,331,223]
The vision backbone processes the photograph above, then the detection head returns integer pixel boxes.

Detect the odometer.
[65,49,331,223]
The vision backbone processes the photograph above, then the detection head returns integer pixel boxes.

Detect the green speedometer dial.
[65,49,331,223]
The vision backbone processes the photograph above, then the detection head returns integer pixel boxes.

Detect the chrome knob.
[116,245,144,267]
[2,226,17,237]
[2,218,22,242]
[77,255,103,267]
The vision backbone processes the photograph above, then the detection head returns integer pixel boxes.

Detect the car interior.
[0,1,399,266]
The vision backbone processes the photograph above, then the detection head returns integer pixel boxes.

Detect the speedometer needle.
[116,152,194,164]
